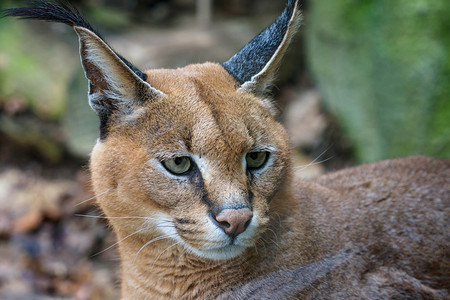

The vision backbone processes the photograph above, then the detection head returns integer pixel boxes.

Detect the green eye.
[246,152,269,170]
[162,157,192,175]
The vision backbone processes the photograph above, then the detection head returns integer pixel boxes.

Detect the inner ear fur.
[74,27,164,137]
[222,0,301,96]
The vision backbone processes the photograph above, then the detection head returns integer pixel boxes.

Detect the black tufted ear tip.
[1,0,148,82]
[222,0,301,95]
[2,0,162,139]
[1,0,95,31]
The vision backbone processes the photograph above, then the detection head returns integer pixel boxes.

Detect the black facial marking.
[248,190,254,204]
[185,161,213,210]
[175,227,199,235]
[183,127,193,153]
[201,193,213,209]
[175,218,195,225]
[247,169,255,181]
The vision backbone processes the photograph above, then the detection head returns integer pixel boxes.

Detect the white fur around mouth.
[188,244,248,261]
[184,219,260,260]
[152,212,257,260]
[179,229,259,260]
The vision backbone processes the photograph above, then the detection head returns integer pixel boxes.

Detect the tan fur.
[5,0,447,298]
[89,63,449,299]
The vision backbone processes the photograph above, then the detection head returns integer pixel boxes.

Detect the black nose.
[212,208,253,237]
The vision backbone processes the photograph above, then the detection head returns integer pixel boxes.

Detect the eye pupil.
[246,151,269,170]
[250,153,258,160]
[162,157,191,175]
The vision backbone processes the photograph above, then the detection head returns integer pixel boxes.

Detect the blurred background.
[0,0,449,298]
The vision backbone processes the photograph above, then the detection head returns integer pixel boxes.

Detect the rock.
[285,90,327,149]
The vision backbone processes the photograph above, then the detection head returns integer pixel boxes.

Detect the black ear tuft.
[1,0,95,32]
[1,0,147,82]
[222,0,301,94]
[1,0,164,140]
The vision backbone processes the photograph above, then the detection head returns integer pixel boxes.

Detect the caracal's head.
[3,0,300,260]
[91,62,293,260]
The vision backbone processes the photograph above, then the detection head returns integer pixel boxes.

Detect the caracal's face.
[90,63,290,260]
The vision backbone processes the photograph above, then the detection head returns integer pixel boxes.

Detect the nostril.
[218,220,231,229]
[213,208,253,237]
[244,219,251,230]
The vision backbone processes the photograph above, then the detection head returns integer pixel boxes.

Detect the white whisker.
[294,148,333,172]
[269,237,282,249]
[152,241,183,268]
[267,228,279,241]
[253,244,259,256]
[75,214,173,223]
[92,226,153,257]
[75,188,116,207]
[92,224,175,257]
[176,245,190,263]
[256,239,268,255]
[134,233,178,261]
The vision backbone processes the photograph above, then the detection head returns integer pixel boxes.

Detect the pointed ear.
[1,1,164,139]
[222,0,301,95]
[74,26,164,137]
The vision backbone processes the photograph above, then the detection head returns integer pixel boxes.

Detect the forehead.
[135,63,277,157]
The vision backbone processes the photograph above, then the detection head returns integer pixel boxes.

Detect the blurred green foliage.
[0,18,76,161]
[0,1,95,161]
[0,20,68,119]
[63,68,99,157]
[307,0,450,162]
[1,0,448,163]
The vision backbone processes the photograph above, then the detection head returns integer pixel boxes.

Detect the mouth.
[176,232,253,260]
[177,227,257,260]
[153,212,258,260]
[189,244,248,260]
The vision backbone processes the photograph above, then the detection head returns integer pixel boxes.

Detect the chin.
[183,225,259,261]
[189,244,248,261]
